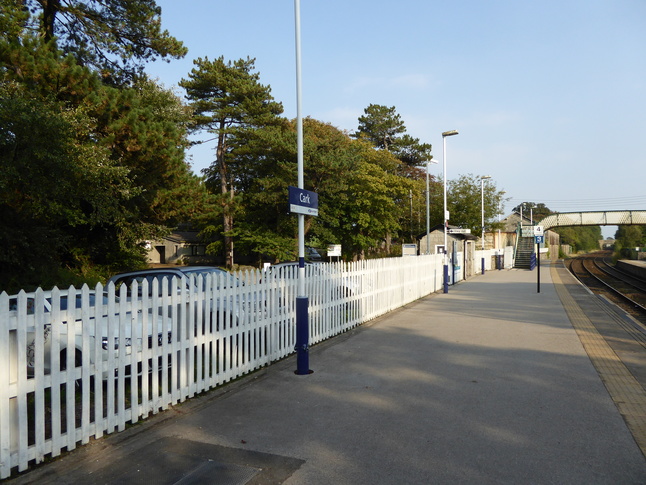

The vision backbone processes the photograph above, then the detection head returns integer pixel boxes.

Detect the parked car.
[265,261,358,299]
[8,289,169,380]
[107,266,238,297]
[306,247,323,262]
[107,266,249,330]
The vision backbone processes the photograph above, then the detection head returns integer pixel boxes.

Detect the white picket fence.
[475,247,515,273]
[0,254,450,478]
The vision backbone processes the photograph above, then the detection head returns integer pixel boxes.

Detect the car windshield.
[58,292,110,310]
[9,292,111,314]
[112,273,181,297]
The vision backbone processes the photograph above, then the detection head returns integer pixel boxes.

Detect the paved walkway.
[11,263,646,484]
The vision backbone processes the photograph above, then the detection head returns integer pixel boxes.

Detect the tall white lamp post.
[496,191,505,269]
[481,175,491,274]
[426,158,438,255]
[442,130,458,293]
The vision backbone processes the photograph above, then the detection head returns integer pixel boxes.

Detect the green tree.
[2,38,209,237]
[179,56,283,269]
[220,118,406,262]
[512,202,552,222]
[447,174,506,236]
[339,139,405,258]
[613,225,646,259]
[557,226,601,253]
[353,104,432,167]
[354,104,406,150]
[0,19,210,287]
[0,82,137,291]
[200,118,298,264]
[301,120,403,259]
[17,0,187,84]
[394,162,443,244]
[93,77,212,230]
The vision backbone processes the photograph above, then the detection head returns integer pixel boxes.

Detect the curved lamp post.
[442,130,458,293]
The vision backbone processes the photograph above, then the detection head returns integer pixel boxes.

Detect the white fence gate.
[1,255,451,478]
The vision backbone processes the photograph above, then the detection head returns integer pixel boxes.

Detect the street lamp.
[442,130,458,293]
[481,175,491,275]
[426,158,438,255]
[481,176,491,250]
[497,191,505,249]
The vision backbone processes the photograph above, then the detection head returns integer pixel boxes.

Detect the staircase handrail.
[513,222,521,266]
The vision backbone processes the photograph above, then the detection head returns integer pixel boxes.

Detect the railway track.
[565,250,646,325]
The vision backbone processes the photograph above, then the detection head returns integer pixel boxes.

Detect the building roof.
[419,224,478,241]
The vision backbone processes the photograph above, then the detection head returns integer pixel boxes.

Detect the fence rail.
[0,252,494,478]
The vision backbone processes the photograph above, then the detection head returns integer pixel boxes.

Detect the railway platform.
[617,259,646,280]
[10,262,646,484]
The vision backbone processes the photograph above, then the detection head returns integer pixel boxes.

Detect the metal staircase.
[514,234,535,269]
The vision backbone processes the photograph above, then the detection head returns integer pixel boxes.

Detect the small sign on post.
[327,244,341,257]
[534,228,543,294]
[402,244,417,256]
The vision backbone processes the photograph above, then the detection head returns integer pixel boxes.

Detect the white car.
[107,266,254,331]
[107,266,238,296]
[9,289,170,380]
[267,261,359,298]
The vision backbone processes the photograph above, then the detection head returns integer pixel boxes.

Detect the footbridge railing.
[538,211,646,230]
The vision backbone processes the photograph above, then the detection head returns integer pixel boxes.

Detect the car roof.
[107,266,226,282]
[270,261,317,266]
[178,266,228,273]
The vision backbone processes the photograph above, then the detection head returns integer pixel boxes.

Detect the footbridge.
[538,211,646,230]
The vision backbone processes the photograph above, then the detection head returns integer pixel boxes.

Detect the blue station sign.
[288,186,318,216]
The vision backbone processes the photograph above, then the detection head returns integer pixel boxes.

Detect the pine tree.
[180,56,283,269]
[353,104,432,167]
[21,0,187,84]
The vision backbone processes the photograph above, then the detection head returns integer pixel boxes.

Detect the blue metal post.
[481,257,485,275]
[295,294,311,374]
[443,263,449,293]
[537,240,541,293]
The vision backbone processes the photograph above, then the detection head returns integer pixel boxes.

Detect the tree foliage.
[512,201,552,221]
[0,82,137,289]
[16,0,187,84]
[199,117,409,263]
[556,226,601,253]
[447,174,506,235]
[613,225,646,259]
[353,104,432,167]
[179,56,283,268]
[0,4,210,291]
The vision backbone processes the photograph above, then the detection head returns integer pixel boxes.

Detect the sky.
[145,0,646,239]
